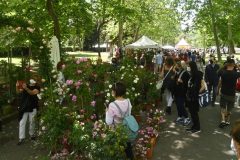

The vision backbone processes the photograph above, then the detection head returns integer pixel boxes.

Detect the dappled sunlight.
[212,129,231,138]
[222,150,235,156]
[173,140,189,149]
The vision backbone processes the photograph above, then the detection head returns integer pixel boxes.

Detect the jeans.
[208,83,217,103]
[175,96,188,118]
[19,109,37,139]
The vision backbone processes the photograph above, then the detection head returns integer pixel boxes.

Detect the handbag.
[199,80,210,107]
[156,66,173,90]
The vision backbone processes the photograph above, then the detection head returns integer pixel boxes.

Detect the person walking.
[153,51,163,74]
[16,79,40,145]
[218,59,240,128]
[161,56,175,115]
[173,60,191,125]
[105,82,134,160]
[204,57,220,106]
[186,61,203,133]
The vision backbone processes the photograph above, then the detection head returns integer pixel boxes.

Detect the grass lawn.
[0,51,111,66]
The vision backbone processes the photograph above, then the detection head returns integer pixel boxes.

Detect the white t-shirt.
[105,99,132,125]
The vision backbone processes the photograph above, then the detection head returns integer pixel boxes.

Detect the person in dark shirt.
[186,61,203,134]
[204,58,220,106]
[173,60,191,125]
[16,79,40,145]
[218,59,240,128]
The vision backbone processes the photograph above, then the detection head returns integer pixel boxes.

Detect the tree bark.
[208,0,221,61]
[46,0,61,52]
[228,18,235,55]
[118,0,125,48]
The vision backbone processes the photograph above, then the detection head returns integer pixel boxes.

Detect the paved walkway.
[1,102,239,160]
[153,101,239,160]
[0,120,47,160]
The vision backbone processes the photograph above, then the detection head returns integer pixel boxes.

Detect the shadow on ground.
[153,101,238,160]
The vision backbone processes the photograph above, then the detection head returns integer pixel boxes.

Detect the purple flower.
[72,95,77,102]
[90,101,96,107]
[76,59,80,64]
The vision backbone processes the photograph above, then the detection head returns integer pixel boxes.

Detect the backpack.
[236,78,240,92]
[113,100,139,142]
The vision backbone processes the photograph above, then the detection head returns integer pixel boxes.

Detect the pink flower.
[62,64,66,69]
[80,109,85,113]
[76,59,80,64]
[66,80,73,85]
[90,101,96,107]
[72,95,77,102]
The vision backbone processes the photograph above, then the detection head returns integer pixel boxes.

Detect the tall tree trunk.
[134,25,140,41]
[118,0,125,48]
[228,18,235,55]
[208,0,221,61]
[97,21,101,57]
[46,0,61,53]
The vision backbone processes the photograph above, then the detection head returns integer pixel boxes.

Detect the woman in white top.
[105,82,134,160]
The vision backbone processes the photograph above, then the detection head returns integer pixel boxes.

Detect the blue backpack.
[113,100,139,142]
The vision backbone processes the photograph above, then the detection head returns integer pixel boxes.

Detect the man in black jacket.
[205,58,220,106]
[173,60,191,125]
[16,79,40,145]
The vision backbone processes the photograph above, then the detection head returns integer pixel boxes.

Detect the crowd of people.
[13,47,240,159]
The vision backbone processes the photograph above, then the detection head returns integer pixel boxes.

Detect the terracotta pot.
[134,114,142,123]
[150,137,157,147]
[146,148,153,159]
[144,104,152,111]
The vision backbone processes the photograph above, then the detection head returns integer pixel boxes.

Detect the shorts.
[220,94,235,112]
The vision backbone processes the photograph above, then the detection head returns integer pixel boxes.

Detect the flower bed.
[40,57,164,159]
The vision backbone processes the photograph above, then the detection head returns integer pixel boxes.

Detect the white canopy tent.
[50,36,60,68]
[175,38,191,49]
[126,36,159,49]
[162,45,175,50]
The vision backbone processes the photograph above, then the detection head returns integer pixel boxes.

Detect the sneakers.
[17,139,24,145]
[175,117,184,124]
[183,118,191,126]
[190,129,201,134]
[165,107,171,115]
[30,136,36,141]
[186,128,201,134]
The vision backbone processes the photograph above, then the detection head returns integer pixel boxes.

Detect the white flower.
[105,100,109,103]
[132,87,135,91]
[53,75,57,78]
[121,76,123,79]
[135,94,138,97]
[126,92,129,95]
[42,126,46,131]
[40,88,44,92]
[140,66,144,68]
[76,115,80,119]
[41,79,46,83]
[121,66,125,70]
[133,80,137,83]
[109,85,112,88]
[51,70,56,73]
[150,83,152,85]
[136,77,139,81]
[107,93,110,97]
[56,99,59,103]
[137,93,140,96]
[44,87,48,90]
[40,46,43,49]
